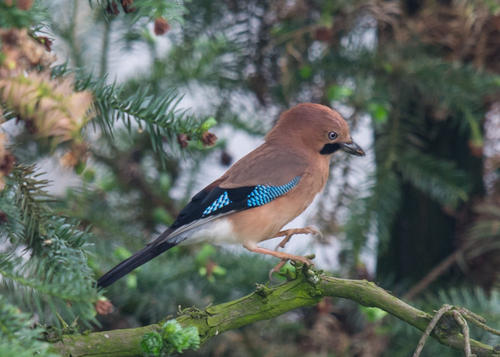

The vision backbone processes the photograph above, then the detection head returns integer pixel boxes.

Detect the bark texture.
[51,273,498,357]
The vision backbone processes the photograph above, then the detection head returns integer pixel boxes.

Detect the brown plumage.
[97,103,364,288]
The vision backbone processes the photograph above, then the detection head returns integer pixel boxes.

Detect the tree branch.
[51,272,498,357]
[403,247,464,300]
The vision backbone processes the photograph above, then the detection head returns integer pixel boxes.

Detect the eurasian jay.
[97,103,365,288]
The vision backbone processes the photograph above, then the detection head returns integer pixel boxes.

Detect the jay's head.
[266,103,365,157]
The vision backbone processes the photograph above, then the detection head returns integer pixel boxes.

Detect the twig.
[413,304,453,357]
[453,310,472,357]
[99,17,112,78]
[460,308,500,337]
[404,249,464,300]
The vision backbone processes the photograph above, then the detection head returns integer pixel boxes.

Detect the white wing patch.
[152,211,237,246]
[176,218,236,245]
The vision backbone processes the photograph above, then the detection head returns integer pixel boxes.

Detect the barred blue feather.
[202,191,232,216]
[194,176,302,220]
[247,176,301,207]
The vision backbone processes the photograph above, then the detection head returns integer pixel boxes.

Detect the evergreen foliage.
[0,165,98,327]
[0,296,56,357]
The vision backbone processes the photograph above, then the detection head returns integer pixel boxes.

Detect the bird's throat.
[320,143,341,155]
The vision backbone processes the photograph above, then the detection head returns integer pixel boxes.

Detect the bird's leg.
[272,226,322,250]
[243,243,313,266]
[264,227,321,280]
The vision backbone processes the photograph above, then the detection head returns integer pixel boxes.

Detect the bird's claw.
[306,226,323,240]
[291,255,313,266]
[268,259,287,281]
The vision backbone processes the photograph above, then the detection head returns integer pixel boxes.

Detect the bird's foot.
[244,242,314,283]
[291,254,314,266]
[274,226,322,250]
[268,254,316,282]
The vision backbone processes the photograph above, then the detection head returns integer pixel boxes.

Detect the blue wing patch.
[202,191,232,216]
[247,176,300,207]
[172,176,301,229]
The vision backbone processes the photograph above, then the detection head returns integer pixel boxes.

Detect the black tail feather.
[97,234,177,288]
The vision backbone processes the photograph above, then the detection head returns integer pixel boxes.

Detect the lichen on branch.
[51,269,499,357]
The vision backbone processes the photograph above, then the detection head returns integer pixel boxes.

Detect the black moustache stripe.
[320,143,341,155]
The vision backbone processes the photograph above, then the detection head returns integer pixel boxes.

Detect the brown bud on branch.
[154,17,170,35]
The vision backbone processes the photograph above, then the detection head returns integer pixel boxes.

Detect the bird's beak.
[341,141,365,156]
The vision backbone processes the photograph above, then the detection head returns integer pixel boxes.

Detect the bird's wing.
[218,143,309,188]
[155,144,309,245]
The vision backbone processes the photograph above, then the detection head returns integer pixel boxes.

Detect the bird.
[97,103,365,288]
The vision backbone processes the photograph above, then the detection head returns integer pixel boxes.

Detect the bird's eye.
[328,131,338,140]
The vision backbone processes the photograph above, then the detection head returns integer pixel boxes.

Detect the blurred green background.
[0,0,499,356]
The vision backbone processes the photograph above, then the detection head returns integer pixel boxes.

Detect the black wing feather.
[171,186,254,229]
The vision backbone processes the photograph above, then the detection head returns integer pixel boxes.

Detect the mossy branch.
[51,272,499,357]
